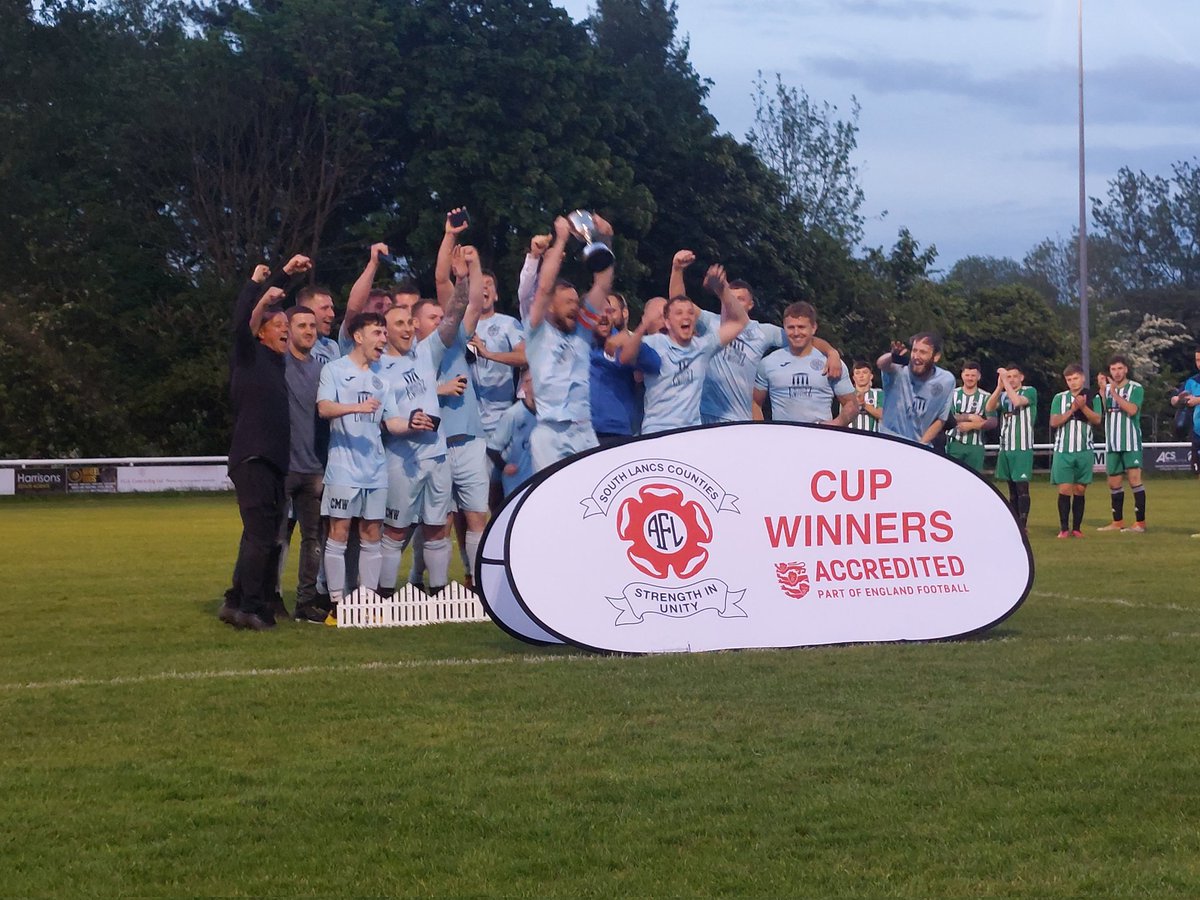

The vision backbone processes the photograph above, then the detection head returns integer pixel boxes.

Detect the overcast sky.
[557,0,1200,269]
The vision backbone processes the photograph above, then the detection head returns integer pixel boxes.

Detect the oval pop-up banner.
[501,423,1032,654]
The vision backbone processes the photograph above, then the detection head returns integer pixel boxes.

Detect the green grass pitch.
[3,480,1200,897]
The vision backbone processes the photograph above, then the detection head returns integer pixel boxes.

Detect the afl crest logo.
[616,484,713,580]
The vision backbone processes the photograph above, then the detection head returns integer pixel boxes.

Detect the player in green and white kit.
[1096,354,1147,532]
[986,362,1037,529]
[1049,363,1103,537]
[945,361,993,472]
[849,361,883,432]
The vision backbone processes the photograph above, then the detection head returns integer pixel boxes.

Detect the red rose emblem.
[775,562,810,599]
[616,484,713,580]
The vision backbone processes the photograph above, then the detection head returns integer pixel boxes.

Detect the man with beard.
[525,214,617,471]
[590,300,661,445]
[875,333,955,446]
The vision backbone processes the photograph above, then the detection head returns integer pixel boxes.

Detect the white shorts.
[530,420,598,473]
[385,453,451,528]
[320,484,386,521]
[447,437,490,513]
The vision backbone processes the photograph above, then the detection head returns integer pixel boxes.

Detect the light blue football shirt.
[437,324,482,440]
[698,310,784,422]
[376,334,448,462]
[755,346,854,423]
[880,364,956,443]
[470,312,524,434]
[488,400,538,498]
[311,335,341,367]
[318,355,399,489]
[526,318,592,424]
[640,330,723,433]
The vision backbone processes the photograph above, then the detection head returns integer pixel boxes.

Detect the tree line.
[2,0,1196,457]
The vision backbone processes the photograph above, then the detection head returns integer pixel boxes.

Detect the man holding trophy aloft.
[525,210,624,471]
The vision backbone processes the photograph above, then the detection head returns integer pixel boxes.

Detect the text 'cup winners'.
[567,209,616,272]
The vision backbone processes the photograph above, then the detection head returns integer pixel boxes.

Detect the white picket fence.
[337,583,489,628]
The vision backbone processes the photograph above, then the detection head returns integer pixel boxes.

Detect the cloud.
[837,0,1037,22]
[803,55,1200,127]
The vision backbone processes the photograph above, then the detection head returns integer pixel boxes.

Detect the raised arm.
[580,214,616,326]
[249,286,287,336]
[347,243,388,321]
[878,341,906,374]
[517,232,551,321]
[670,249,694,302]
[435,208,469,305]
[528,217,572,331]
[437,245,485,347]
[703,265,749,347]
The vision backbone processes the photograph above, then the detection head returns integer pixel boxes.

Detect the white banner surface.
[501,424,1031,654]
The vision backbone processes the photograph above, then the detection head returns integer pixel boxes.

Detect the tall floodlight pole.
[1078,0,1090,378]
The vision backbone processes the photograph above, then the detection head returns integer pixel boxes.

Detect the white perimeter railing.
[1,443,1194,498]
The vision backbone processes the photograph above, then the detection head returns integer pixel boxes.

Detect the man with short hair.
[986,362,1037,530]
[220,254,312,630]
[377,249,485,597]
[875,333,956,446]
[1096,354,1147,532]
[849,361,883,432]
[622,265,748,434]
[297,285,340,366]
[590,299,661,445]
[753,302,856,426]
[278,305,331,622]
[317,312,407,621]
[945,361,993,473]
[341,243,396,353]
[1049,363,1102,538]
[526,214,617,470]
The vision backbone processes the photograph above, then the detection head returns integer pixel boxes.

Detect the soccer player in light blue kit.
[668,249,844,422]
[876,333,956,446]
[525,213,617,472]
[376,248,484,598]
[753,301,857,426]
[317,312,409,620]
[621,264,749,433]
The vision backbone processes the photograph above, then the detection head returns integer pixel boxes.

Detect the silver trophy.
[567,209,615,272]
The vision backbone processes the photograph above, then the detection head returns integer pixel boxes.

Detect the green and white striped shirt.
[851,388,882,432]
[1102,380,1143,451]
[1051,390,1099,452]
[998,386,1037,451]
[948,387,991,446]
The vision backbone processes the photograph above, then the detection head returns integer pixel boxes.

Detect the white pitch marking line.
[4,630,1200,693]
[0,653,597,693]
[1030,590,1200,614]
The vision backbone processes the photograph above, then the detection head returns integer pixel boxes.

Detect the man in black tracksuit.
[219,256,311,629]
